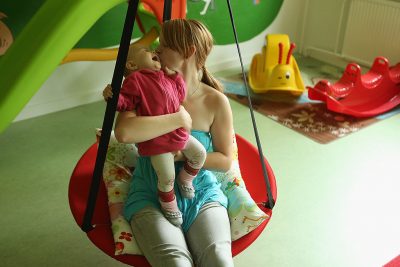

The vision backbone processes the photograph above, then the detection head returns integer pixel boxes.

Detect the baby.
[103,45,206,226]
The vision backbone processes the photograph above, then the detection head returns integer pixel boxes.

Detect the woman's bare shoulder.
[203,85,230,108]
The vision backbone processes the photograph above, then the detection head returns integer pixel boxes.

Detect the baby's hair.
[124,44,149,77]
[160,19,223,92]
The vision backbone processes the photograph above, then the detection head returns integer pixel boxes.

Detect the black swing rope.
[82,0,273,233]
[226,0,275,209]
[82,0,173,233]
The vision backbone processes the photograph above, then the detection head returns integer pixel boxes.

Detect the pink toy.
[308,57,400,117]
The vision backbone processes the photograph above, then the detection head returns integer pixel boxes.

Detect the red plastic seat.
[69,134,277,266]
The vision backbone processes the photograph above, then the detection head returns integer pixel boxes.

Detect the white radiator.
[342,0,400,66]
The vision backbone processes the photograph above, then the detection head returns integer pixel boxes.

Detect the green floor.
[1,62,400,266]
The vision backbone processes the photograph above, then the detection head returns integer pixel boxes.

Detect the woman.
[115,19,234,267]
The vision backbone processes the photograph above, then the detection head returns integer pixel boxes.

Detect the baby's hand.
[103,84,113,101]
[163,66,177,76]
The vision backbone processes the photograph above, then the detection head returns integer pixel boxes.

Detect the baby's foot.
[178,182,195,199]
[159,197,182,226]
[177,169,195,199]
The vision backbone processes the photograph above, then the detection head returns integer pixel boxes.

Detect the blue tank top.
[123,130,228,232]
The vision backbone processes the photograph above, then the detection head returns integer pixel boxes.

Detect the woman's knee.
[150,244,194,267]
[198,241,234,267]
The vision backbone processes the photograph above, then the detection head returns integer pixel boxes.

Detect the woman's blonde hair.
[160,19,224,92]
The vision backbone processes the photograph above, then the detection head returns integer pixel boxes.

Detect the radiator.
[342,0,400,65]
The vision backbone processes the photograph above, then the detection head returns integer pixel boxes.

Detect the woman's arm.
[204,93,234,172]
[114,106,192,144]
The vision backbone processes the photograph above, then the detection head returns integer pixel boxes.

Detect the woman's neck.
[182,65,201,97]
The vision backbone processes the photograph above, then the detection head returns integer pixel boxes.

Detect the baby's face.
[130,46,161,71]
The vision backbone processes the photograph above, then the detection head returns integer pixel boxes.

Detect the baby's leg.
[151,153,182,226]
[178,136,206,199]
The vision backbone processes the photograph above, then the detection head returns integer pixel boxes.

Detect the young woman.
[115,19,235,267]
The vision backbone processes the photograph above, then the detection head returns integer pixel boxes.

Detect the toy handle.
[346,63,361,75]
[375,56,388,66]
[371,56,389,74]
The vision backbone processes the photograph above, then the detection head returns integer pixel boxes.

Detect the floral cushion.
[213,134,269,241]
[98,129,268,253]
[96,129,143,255]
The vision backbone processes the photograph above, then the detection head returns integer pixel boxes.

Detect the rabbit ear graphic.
[286,43,295,65]
[278,42,283,64]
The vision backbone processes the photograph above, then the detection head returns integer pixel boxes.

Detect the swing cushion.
[96,129,143,255]
[214,134,269,240]
[89,131,275,256]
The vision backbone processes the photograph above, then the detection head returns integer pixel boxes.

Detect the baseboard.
[305,46,371,68]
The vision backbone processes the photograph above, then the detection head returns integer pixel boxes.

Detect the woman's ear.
[126,61,138,71]
[186,45,196,58]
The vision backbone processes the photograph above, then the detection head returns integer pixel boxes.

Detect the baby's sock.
[158,189,175,203]
[177,162,199,199]
[158,189,182,226]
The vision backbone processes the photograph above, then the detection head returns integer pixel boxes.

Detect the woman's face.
[157,41,185,73]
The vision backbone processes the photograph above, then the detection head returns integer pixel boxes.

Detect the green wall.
[0,0,283,49]
[186,0,283,45]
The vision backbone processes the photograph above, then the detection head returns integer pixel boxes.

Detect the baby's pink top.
[117,69,188,156]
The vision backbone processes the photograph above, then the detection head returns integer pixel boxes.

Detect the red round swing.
[69,134,277,266]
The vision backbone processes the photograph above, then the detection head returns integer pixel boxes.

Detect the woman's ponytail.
[201,66,224,93]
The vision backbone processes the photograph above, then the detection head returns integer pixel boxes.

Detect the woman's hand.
[177,106,192,132]
[103,84,113,101]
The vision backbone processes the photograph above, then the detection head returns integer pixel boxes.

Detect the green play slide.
[0,0,126,133]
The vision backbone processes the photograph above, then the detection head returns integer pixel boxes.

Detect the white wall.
[300,0,400,68]
[14,61,115,121]
[300,0,347,54]
[14,0,304,122]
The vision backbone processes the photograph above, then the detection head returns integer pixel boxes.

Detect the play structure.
[61,27,159,64]
[61,0,185,64]
[248,34,305,95]
[0,0,185,133]
[69,134,277,266]
[308,57,400,117]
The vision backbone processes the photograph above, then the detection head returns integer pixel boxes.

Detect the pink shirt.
[117,69,188,156]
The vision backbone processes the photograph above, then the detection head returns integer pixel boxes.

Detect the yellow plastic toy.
[61,27,159,64]
[249,34,305,95]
